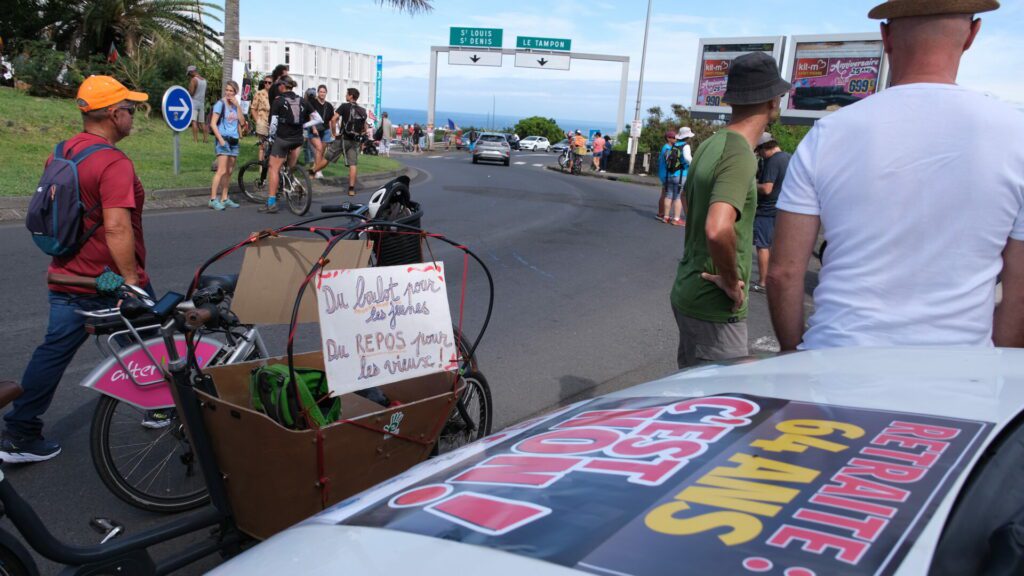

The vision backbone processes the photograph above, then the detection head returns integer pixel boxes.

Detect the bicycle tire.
[237,160,269,204]
[0,531,35,576]
[433,327,492,455]
[91,396,210,513]
[286,167,313,216]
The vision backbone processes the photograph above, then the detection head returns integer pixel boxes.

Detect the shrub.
[12,40,73,97]
[513,116,563,144]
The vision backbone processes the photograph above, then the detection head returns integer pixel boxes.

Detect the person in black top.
[307,84,335,178]
[268,64,289,107]
[315,87,363,196]
[260,76,309,214]
[751,132,791,292]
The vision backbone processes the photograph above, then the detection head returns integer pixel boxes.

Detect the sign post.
[375,56,383,120]
[161,85,194,176]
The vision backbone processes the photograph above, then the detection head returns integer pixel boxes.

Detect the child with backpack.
[657,128,693,226]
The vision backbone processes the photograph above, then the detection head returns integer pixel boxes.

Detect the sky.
[231,0,1024,124]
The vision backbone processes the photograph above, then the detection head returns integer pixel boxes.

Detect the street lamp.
[628,0,653,175]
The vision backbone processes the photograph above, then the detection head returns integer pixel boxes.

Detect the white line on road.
[532,164,544,167]
[429,155,443,159]
[514,161,527,165]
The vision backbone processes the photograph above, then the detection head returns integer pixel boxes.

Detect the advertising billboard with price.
[690,36,786,121]
[781,33,889,123]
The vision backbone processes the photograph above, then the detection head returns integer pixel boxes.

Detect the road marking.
[532,164,544,167]
[429,155,443,159]
[512,252,555,280]
[514,161,526,165]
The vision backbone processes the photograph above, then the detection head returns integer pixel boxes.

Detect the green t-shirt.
[670,129,757,323]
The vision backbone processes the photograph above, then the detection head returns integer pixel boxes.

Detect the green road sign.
[516,36,572,51]
[450,27,503,48]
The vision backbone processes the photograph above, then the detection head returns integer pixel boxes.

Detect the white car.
[519,136,551,152]
[211,348,1024,576]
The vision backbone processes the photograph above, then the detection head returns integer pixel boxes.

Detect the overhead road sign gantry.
[516,36,571,51]
[449,27,503,48]
[514,52,570,71]
[449,50,503,67]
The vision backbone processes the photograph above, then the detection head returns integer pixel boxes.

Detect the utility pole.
[628,0,653,175]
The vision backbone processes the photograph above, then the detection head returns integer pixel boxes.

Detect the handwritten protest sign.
[315,262,459,395]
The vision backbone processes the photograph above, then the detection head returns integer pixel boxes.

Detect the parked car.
[471,133,511,166]
[212,347,1024,576]
[519,136,550,152]
[550,139,570,153]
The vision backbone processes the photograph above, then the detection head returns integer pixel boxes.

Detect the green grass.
[0,87,402,197]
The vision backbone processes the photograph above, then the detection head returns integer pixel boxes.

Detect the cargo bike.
[0,176,496,575]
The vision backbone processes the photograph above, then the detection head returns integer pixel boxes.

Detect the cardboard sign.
[315,262,458,395]
[332,395,991,576]
[231,237,371,325]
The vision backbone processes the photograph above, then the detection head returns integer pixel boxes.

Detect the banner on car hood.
[337,395,991,576]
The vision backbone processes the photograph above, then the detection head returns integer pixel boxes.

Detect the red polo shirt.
[47,132,149,294]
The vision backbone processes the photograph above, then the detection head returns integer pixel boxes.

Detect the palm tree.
[76,0,221,58]
[220,0,433,92]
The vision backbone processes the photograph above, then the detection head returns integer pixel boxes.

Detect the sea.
[381,107,619,136]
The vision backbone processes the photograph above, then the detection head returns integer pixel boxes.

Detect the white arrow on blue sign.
[161,85,194,132]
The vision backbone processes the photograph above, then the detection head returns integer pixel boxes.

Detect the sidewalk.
[0,167,410,223]
[544,165,662,188]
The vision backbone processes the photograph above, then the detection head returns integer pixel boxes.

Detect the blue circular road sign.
[161,85,194,132]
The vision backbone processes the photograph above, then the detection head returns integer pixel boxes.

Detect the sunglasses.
[112,105,136,116]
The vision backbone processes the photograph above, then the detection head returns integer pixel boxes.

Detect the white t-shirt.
[778,83,1024,349]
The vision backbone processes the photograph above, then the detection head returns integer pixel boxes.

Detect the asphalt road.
[0,148,781,574]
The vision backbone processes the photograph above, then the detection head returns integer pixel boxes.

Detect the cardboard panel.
[230,237,372,325]
[199,351,460,539]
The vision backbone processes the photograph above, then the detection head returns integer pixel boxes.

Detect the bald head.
[882,14,982,85]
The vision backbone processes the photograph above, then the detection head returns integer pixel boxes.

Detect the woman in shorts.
[209,81,246,210]
[308,85,335,179]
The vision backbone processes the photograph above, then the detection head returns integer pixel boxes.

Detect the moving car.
[550,139,570,154]
[211,347,1024,576]
[519,136,551,152]
[472,132,511,166]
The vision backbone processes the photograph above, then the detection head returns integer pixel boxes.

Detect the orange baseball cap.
[76,75,148,112]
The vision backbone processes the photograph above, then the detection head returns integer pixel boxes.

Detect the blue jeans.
[6,290,123,439]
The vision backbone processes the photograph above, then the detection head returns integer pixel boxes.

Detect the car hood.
[212,348,1024,576]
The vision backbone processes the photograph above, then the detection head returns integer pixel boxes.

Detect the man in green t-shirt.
[670,52,791,368]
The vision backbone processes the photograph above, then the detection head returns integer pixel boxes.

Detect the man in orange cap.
[1,76,153,463]
[769,1,1024,351]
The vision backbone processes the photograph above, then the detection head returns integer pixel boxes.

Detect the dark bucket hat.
[722,52,792,106]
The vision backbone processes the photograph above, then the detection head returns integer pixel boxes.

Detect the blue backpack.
[26,141,117,256]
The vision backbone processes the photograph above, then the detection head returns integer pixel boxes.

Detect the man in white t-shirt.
[768,0,1024,350]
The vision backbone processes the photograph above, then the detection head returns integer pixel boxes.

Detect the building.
[242,38,377,109]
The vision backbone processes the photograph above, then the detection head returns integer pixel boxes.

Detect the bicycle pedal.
[90,517,125,544]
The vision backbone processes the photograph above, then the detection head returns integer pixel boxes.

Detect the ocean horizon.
[379,107,620,137]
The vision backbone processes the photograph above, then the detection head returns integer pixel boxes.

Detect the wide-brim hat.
[677,127,695,140]
[722,52,792,106]
[869,0,999,19]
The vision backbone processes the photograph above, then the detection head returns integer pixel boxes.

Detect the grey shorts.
[325,138,360,167]
[754,216,775,249]
[672,304,748,369]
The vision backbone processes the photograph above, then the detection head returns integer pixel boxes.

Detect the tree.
[75,0,221,58]
[513,116,563,145]
[220,0,433,92]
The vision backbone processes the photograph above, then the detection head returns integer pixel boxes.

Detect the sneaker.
[257,203,278,214]
[222,198,240,208]
[314,172,324,180]
[208,199,224,210]
[752,282,767,294]
[142,409,173,429]
[0,435,61,463]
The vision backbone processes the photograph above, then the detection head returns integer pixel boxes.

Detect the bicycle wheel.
[559,153,569,172]
[91,396,209,513]
[237,160,269,204]
[284,167,313,216]
[434,328,492,455]
[0,532,34,576]
[572,157,582,176]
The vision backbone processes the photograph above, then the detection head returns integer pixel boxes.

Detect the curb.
[543,165,660,187]
[0,167,410,223]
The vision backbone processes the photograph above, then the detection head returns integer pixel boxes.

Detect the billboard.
[781,33,890,123]
[690,36,786,121]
